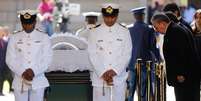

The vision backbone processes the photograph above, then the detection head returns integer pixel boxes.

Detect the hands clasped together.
[102,69,117,86]
[22,68,35,81]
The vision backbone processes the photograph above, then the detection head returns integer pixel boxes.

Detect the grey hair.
[151,12,170,24]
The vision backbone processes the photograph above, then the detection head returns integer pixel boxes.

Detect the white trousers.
[14,88,45,101]
[93,83,126,101]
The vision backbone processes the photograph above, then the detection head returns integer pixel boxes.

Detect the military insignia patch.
[117,38,123,41]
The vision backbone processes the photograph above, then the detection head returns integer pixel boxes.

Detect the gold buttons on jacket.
[28,61,31,64]
[27,35,30,38]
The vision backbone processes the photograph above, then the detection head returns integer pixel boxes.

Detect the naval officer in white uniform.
[87,3,132,101]
[76,12,101,41]
[6,9,53,101]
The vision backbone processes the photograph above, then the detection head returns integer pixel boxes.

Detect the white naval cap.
[101,3,119,9]
[130,7,146,14]
[101,3,119,16]
[82,12,101,17]
[17,9,38,24]
[17,9,38,15]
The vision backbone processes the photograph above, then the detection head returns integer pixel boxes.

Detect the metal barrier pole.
[146,61,152,101]
[154,63,159,101]
[159,63,165,101]
[136,58,142,101]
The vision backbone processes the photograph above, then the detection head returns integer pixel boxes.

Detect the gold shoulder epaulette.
[13,30,23,34]
[36,28,46,33]
[119,23,127,29]
[93,24,101,28]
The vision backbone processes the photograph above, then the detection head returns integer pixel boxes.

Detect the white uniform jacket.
[6,29,53,91]
[88,23,132,87]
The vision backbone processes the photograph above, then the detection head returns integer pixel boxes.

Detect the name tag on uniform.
[17,42,23,44]
[34,41,41,43]
[117,38,123,41]
[97,40,103,42]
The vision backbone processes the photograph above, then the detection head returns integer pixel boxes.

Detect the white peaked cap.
[17,9,38,15]
[82,12,101,17]
[102,3,119,9]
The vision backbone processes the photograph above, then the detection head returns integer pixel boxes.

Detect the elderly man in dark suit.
[151,13,200,101]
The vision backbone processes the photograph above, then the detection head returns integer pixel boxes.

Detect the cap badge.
[24,13,31,19]
[106,6,113,14]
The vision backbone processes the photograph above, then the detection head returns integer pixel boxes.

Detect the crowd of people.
[0,1,200,101]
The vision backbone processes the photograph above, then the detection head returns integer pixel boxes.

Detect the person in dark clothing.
[166,12,201,64]
[0,27,12,95]
[165,12,179,23]
[151,13,200,101]
[127,7,159,101]
[0,38,7,95]
[191,9,201,67]
[163,3,193,32]
[165,12,190,32]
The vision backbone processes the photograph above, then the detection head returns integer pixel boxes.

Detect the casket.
[45,34,92,101]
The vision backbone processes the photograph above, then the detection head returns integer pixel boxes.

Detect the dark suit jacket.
[180,18,193,32]
[163,22,200,86]
[192,26,201,64]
